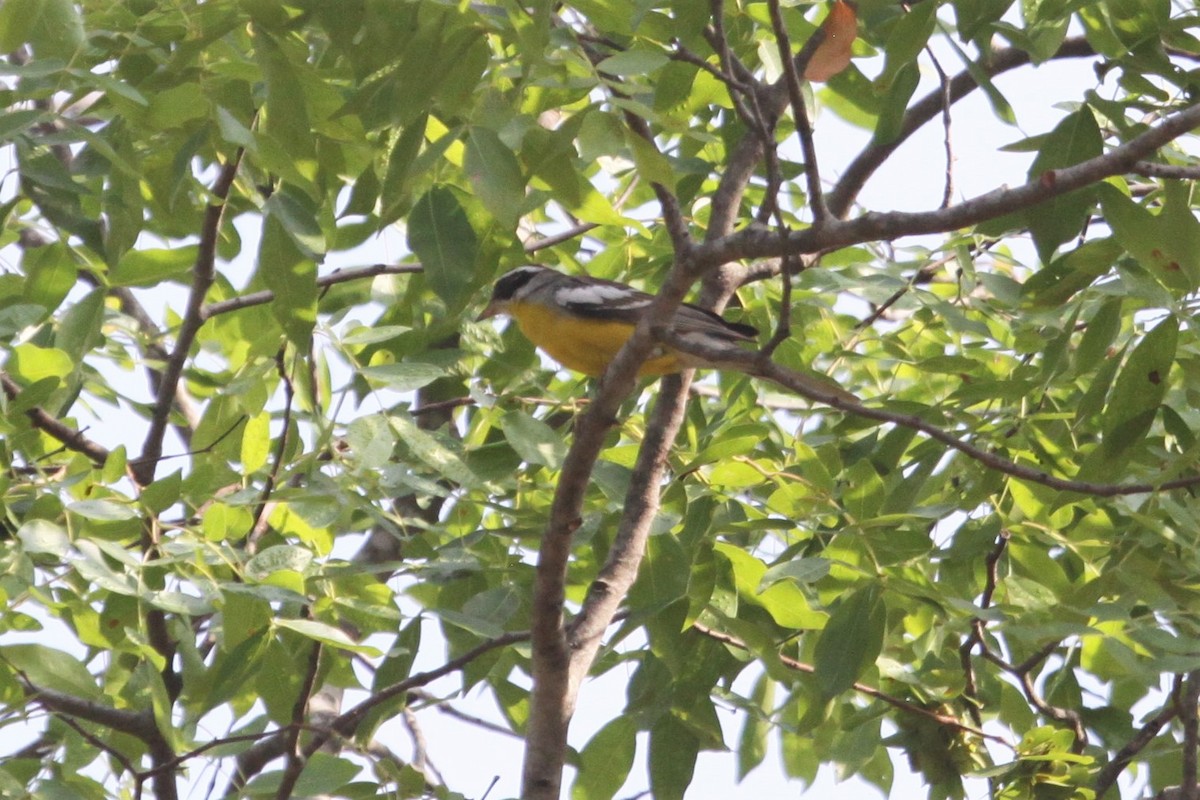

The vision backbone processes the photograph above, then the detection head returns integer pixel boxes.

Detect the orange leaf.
[804,0,857,82]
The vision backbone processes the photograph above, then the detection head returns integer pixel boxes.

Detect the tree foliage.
[3,1,1200,799]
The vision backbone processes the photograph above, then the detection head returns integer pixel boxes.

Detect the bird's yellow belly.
[510,301,679,377]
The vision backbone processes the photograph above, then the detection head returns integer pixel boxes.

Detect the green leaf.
[390,413,480,487]
[145,83,211,130]
[340,325,412,346]
[345,414,396,471]
[203,502,253,543]
[737,673,774,780]
[380,115,427,224]
[872,62,919,145]
[358,362,446,392]
[263,190,326,257]
[813,582,887,698]
[68,498,137,521]
[291,753,362,796]
[55,288,106,361]
[140,471,182,514]
[465,126,524,228]
[110,246,198,287]
[1101,315,1177,449]
[374,616,422,690]
[10,344,73,384]
[259,212,317,347]
[714,544,826,629]
[274,619,381,655]
[573,717,637,800]
[241,412,271,474]
[1073,296,1122,376]
[0,0,84,61]
[499,410,566,469]
[1022,237,1122,307]
[877,0,936,86]
[220,587,272,651]
[21,241,76,312]
[0,644,100,700]
[758,557,831,591]
[407,186,478,310]
[596,48,669,76]
[245,545,313,582]
[16,519,70,557]
[649,714,699,800]
[1026,108,1103,264]
[254,30,314,158]
[531,150,631,226]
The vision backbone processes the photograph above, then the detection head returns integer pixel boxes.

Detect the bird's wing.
[552,276,654,321]
[671,302,758,341]
[553,276,756,342]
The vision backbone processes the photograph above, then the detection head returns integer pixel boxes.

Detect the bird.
[476,265,759,377]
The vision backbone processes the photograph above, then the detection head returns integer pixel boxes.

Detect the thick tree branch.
[700,98,1200,266]
[519,250,710,799]
[226,627,530,796]
[20,676,179,800]
[1,372,111,465]
[827,37,1097,218]
[1183,670,1200,800]
[21,680,157,739]
[1094,686,1179,797]
[275,640,323,800]
[133,149,245,486]
[566,373,692,679]
[1132,161,1200,181]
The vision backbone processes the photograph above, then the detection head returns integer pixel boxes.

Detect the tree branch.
[1182,670,1200,800]
[767,0,826,222]
[133,150,244,486]
[1132,161,1200,181]
[275,639,323,800]
[827,37,1097,218]
[200,263,423,321]
[1,372,111,465]
[226,627,530,796]
[691,622,1009,747]
[566,373,692,679]
[656,330,1200,496]
[1093,685,1179,798]
[700,98,1200,266]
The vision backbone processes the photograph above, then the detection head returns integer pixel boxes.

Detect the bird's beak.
[476,301,501,322]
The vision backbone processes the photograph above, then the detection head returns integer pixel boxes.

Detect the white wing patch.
[555,283,649,308]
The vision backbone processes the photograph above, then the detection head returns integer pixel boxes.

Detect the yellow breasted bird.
[476,265,758,377]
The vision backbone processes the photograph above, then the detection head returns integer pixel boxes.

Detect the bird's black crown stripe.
[491,266,543,302]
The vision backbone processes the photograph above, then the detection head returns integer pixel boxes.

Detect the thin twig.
[656,329,1200,497]
[767,0,826,222]
[200,263,423,321]
[926,45,955,209]
[692,622,1009,747]
[959,529,1010,725]
[249,350,295,545]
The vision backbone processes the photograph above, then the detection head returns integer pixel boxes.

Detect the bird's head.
[476,265,550,321]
